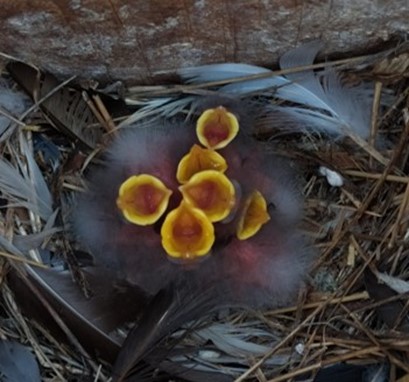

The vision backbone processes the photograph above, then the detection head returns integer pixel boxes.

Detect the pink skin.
[123,158,181,194]
[224,239,269,286]
[216,220,310,307]
[220,137,302,227]
[116,224,159,249]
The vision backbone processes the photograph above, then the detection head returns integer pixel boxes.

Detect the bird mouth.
[116,174,172,226]
[161,201,215,260]
[196,106,239,149]
[179,170,236,223]
[176,144,227,184]
[237,190,271,240]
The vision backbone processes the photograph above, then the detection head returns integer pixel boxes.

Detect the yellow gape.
[161,201,214,260]
[176,144,228,184]
[237,190,270,240]
[179,170,236,222]
[196,107,239,150]
[116,174,172,226]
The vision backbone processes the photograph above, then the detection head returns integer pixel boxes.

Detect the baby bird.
[74,96,311,303]
[73,98,314,380]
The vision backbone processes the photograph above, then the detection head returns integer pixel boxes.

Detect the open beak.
[237,190,270,240]
[179,170,236,222]
[116,174,172,226]
[196,107,239,150]
[177,144,228,184]
[161,201,214,260]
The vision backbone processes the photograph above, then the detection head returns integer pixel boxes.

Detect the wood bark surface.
[0,0,407,84]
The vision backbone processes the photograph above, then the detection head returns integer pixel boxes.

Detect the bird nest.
[1,42,409,382]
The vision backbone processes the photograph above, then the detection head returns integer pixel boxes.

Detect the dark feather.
[7,62,104,149]
[364,269,409,332]
[9,265,147,363]
[112,286,176,380]
[313,363,364,382]
[112,284,218,381]
[312,362,389,382]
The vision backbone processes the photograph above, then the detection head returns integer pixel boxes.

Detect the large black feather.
[7,62,104,150]
[9,265,147,363]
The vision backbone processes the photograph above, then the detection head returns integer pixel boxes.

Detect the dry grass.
[0,43,409,381]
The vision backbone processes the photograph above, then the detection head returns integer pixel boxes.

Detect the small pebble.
[295,342,305,355]
[318,166,344,187]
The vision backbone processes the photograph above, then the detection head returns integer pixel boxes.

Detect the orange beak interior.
[161,201,214,259]
[116,174,172,226]
[237,190,271,240]
[179,170,236,222]
[176,144,228,184]
[196,107,239,150]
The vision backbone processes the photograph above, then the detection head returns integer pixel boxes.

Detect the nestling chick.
[73,98,312,308]
[73,98,315,380]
